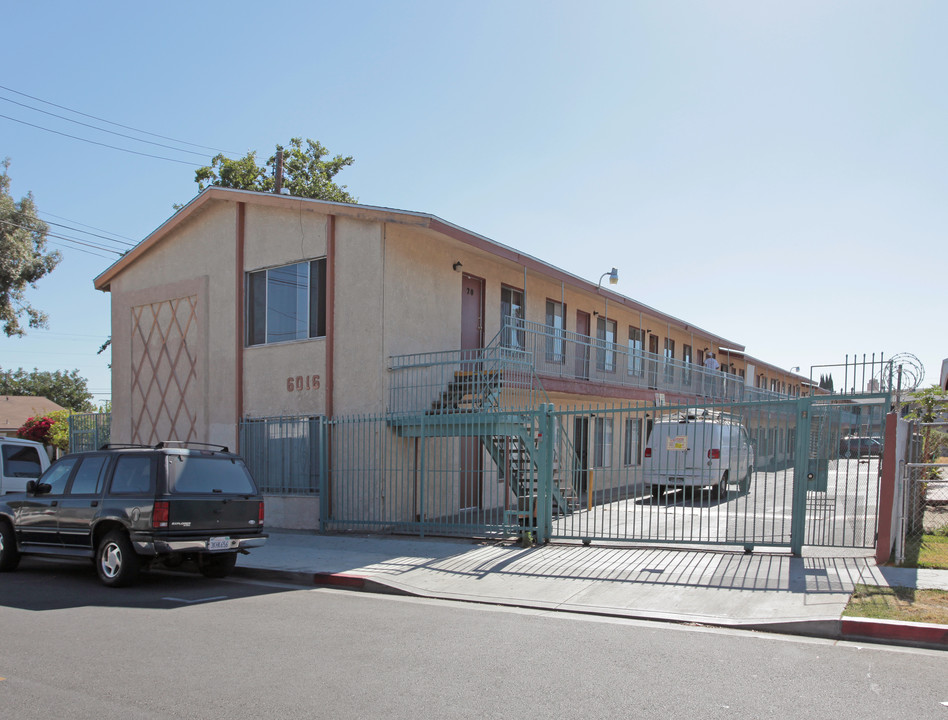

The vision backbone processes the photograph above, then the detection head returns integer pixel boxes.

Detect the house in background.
[0,396,65,438]
[93,188,811,528]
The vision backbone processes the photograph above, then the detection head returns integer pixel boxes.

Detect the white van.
[0,436,51,494]
[643,409,754,499]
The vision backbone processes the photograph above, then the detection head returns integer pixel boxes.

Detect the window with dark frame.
[246,259,327,347]
[500,285,525,351]
[545,299,566,364]
[594,417,613,468]
[596,317,617,372]
[628,326,644,377]
[623,417,641,466]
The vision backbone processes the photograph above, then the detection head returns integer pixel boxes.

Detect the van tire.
[650,485,663,500]
[0,520,20,571]
[741,466,753,493]
[718,472,729,501]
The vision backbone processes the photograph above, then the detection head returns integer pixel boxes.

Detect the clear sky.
[2,1,945,406]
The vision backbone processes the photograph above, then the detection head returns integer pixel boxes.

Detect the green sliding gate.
[321,394,889,554]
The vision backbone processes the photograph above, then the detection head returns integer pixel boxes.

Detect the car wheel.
[740,466,753,493]
[0,521,20,572]
[96,531,141,587]
[718,472,729,501]
[199,552,238,579]
[650,484,663,500]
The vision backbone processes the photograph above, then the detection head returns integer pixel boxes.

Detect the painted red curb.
[312,572,367,589]
[842,617,948,648]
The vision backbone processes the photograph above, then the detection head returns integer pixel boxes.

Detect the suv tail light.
[258,501,265,527]
[708,449,721,459]
[153,501,169,528]
[644,448,652,458]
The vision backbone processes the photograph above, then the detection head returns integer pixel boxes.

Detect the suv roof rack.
[98,443,152,450]
[154,441,230,453]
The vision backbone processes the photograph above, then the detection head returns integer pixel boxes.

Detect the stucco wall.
[108,201,238,447]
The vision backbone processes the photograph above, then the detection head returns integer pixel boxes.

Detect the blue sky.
[2,1,945,405]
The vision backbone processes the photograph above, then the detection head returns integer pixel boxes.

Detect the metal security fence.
[899,420,948,568]
[322,408,545,537]
[238,415,323,495]
[321,394,888,553]
[68,412,111,452]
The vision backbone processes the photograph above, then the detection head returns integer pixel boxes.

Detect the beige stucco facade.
[95,188,809,529]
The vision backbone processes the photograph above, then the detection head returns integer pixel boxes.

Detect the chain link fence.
[901,420,948,568]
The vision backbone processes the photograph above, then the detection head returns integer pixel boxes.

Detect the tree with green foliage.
[819,374,835,392]
[0,367,95,412]
[905,384,948,467]
[194,137,357,203]
[0,158,61,336]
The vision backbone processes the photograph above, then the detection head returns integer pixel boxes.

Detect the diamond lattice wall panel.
[130,296,200,445]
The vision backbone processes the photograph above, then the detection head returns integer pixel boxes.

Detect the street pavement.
[233,531,948,650]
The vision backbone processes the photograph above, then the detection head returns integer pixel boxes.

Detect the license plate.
[207,537,231,551]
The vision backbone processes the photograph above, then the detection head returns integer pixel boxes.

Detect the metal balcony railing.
[505,318,786,404]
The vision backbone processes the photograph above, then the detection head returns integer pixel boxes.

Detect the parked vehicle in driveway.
[838,436,882,458]
[0,442,267,586]
[0,436,50,494]
[643,409,755,499]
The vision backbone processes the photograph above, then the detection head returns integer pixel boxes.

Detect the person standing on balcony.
[703,350,720,397]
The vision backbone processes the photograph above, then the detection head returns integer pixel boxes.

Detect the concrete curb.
[234,565,947,650]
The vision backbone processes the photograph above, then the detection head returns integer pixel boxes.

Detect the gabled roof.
[93,187,745,352]
[0,396,66,432]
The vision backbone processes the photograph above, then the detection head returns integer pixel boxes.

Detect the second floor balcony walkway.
[389,319,790,416]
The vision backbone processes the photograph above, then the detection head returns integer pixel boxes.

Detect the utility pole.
[274,149,284,194]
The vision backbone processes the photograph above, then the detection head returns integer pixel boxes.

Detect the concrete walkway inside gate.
[234,531,948,650]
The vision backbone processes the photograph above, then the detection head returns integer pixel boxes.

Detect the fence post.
[319,416,329,531]
[535,404,555,544]
[790,397,812,556]
[875,412,901,564]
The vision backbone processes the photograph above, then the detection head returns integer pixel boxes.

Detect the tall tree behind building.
[194,137,357,203]
[0,158,61,337]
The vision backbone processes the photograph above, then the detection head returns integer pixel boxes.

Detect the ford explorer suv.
[643,409,755,500]
[0,442,267,587]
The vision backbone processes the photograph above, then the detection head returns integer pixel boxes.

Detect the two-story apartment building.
[94,188,809,528]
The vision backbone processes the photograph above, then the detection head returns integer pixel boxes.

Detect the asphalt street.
[1,558,946,720]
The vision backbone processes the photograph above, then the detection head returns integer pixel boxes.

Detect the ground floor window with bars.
[238,415,322,495]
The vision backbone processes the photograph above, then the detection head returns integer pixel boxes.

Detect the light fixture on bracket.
[452,261,463,272]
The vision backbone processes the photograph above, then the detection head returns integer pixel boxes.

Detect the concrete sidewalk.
[234,531,948,650]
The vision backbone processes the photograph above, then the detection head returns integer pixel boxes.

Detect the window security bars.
[238,415,322,495]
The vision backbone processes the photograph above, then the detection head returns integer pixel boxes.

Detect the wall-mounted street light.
[597,267,619,289]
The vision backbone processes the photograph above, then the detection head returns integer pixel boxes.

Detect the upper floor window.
[545,300,566,364]
[596,317,617,372]
[247,259,327,346]
[627,327,644,377]
[500,286,525,351]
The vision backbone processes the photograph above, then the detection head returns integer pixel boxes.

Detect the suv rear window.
[167,456,256,495]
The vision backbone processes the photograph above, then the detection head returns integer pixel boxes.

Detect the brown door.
[459,274,484,510]
[575,311,591,379]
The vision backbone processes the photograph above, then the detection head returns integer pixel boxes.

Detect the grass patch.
[844,584,948,625]
[901,533,948,570]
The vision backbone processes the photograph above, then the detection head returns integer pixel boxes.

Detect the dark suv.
[0,442,267,587]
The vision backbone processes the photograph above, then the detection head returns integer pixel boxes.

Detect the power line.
[0,94,212,158]
[0,217,123,256]
[41,218,136,249]
[0,83,237,155]
[39,211,136,243]
[0,113,204,166]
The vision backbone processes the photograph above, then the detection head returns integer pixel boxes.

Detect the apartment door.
[459,274,484,510]
[573,417,590,492]
[575,311,591,380]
